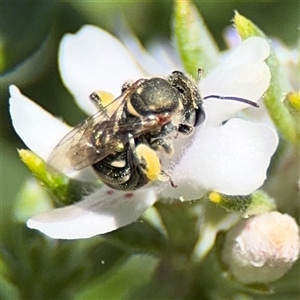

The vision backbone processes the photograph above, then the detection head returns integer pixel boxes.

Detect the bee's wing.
[47,93,158,174]
[47,94,126,173]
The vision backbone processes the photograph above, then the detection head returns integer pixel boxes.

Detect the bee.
[47,71,205,190]
[47,70,258,191]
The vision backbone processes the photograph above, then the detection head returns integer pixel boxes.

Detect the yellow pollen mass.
[96,91,115,107]
[136,144,161,181]
[209,192,222,204]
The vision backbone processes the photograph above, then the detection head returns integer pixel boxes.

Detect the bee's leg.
[89,92,102,108]
[178,124,194,135]
[158,170,177,188]
[150,138,174,157]
[129,136,176,186]
[128,135,161,182]
[159,123,177,138]
[89,91,115,110]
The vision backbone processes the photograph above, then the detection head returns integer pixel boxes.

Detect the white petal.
[214,37,270,71]
[165,119,278,199]
[223,27,241,48]
[147,40,183,72]
[200,37,271,126]
[118,31,167,75]
[27,186,158,239]
[116,21,177,75]
[59,25,145,115]
[9,85,71,160]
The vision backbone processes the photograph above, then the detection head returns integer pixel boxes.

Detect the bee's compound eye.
[194,105,206,126]
[136,144,161,181]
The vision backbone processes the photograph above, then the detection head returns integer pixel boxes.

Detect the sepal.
[208,190,277,217]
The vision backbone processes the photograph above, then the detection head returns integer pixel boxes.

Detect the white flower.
[9,25,278,239]
[222,211,300,284]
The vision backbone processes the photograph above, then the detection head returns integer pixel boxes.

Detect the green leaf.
[0,276,21,300]
[82,240,128,280]
[1,1,57,73]
[75,254,158,300]
[1,31,57,88]
[173,0,219,78]
[129,257,193,300]
[1,250,21,300]
[3,227,91,300]
[104,220,167,255]
[234,12,298,144]
[155,200,200,257]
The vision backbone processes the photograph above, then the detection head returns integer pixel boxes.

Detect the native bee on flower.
[47,70,258,190]
[47,71,205,190]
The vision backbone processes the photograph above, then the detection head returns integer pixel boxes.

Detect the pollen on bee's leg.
[97,91,115,107]
[136,144,161,182]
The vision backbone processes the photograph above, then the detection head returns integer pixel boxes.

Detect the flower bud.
[18,149,98,205]
[222,211,300,284]
[284,91,300,118]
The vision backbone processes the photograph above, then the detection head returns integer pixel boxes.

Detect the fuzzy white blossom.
[9,25,278,239]
[222,211,300,284]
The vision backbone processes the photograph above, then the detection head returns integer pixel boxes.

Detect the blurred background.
[1,1,299,299]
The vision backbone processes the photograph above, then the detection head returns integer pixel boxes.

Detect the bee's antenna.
[197,68,203,83]
[203,95,259,108]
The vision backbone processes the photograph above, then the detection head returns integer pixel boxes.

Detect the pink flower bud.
[222,212,300,284]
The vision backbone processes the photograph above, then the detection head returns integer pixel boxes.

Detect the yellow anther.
[209,191,222,204]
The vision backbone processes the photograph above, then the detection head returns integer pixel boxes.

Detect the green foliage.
[2,1,299,299]
[173,0,219,77]
[75,255,158,300]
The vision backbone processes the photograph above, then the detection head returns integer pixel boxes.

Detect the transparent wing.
[47,93,159,174]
